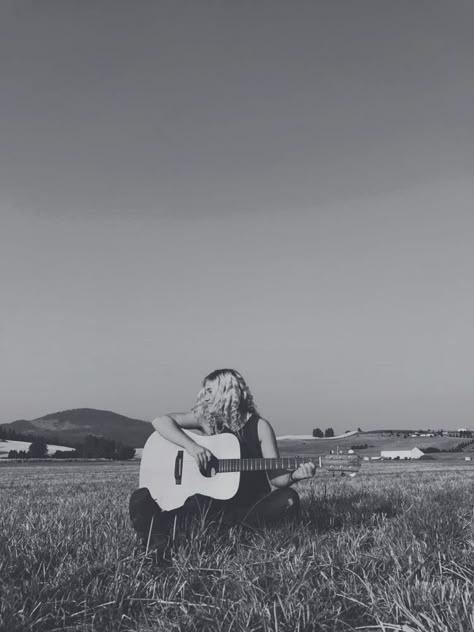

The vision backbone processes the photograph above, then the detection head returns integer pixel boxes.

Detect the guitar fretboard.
[217,457,308,473]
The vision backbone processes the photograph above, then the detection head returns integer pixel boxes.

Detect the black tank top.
[224,413,271,507]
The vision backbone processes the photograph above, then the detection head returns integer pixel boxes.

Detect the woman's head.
[192,368,258,434]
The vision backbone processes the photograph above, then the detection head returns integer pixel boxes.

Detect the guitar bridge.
[174,450,183,485]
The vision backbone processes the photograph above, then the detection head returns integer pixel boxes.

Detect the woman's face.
[203,380,219,407]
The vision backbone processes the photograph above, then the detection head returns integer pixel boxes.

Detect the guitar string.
[179,456,359,472]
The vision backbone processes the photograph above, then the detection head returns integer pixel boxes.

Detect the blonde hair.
[192,369,259,434]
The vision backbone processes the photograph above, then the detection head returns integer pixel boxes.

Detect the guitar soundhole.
[200,455,219,478]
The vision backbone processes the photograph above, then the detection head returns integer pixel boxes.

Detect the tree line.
[6,435,136,460]
[312,428,335,438]
[0,425,63,446]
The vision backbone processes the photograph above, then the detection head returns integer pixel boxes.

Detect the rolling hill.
[277,431,474,458]
[1,409,153,448]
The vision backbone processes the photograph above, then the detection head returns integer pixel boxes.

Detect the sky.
[1,0,473,433]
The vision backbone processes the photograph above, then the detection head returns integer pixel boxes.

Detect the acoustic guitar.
[140,430,361,511]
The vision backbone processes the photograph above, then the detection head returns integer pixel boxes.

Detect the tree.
[28,439,48,458]
[75,435,136,460]
[312,428,324,438]
[116,444,136,460]
[53,450,78,459]
[324,427,335,438]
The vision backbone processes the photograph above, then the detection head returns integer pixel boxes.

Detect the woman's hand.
[187,442,215,472]
[291,461,316,482]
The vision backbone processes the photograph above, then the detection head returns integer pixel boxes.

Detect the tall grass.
[1,463,473,631]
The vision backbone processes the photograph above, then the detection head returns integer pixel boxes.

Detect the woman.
[129,368,315,548]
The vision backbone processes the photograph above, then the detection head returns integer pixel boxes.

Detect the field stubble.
[0,462,473,632]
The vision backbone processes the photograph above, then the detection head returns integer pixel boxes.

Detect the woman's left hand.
[291,461,316,482]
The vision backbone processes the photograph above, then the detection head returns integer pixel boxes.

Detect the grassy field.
[1,460,473,632]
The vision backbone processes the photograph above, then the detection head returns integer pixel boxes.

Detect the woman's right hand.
[187,442,214,472]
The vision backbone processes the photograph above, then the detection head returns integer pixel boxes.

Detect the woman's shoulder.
[256,416,276,438]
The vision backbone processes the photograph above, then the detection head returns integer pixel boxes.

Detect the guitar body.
[139,430,241,511]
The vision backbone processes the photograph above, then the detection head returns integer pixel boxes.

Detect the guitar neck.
[217,457,307,473]
[217,453,361,474]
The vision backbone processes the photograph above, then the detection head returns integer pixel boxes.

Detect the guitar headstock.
[319,454,361,473]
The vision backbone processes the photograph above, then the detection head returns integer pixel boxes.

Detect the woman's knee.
[279,487,300,514]
[244,487,300,526]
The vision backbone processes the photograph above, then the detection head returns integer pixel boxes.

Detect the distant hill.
[277,431,474,458]
[278,430,359,440]
[1,408,153,448]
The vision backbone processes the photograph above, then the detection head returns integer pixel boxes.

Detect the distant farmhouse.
[381,447,424,460]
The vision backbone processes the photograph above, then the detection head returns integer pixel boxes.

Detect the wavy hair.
[192,369,259,434]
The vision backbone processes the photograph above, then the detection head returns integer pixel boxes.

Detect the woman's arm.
[258,418,315,488]
[151,411,214,471]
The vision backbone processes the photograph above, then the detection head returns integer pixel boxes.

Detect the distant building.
[381,447,424,460]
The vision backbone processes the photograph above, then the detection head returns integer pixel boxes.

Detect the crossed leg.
[240,487,300,527]
[129,486,301,550]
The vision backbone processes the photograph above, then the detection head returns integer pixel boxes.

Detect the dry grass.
[1,462,473,632]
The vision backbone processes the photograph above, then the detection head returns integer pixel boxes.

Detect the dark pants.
[129,487,300,548]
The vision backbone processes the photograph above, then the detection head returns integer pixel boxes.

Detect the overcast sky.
[1,0,473,433]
